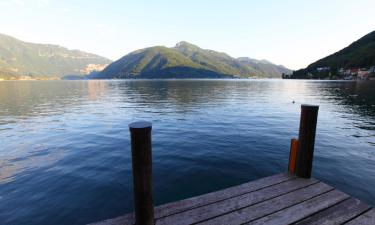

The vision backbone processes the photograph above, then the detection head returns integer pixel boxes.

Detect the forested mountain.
[290,30,375,79]
[0,33,111,79]
[237,57,292,78]
[95,41,291,79]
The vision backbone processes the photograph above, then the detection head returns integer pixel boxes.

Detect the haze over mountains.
[0,33,111,79]
[95,41,291,79]
[0,34,291,79]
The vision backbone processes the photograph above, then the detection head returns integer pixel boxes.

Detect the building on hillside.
[342,69,351,76]
[316,67,330,72]
[349,68,360,75]
[357,70,370,80]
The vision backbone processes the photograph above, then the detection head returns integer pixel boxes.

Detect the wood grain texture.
[156,178,318,225]
[154,173,293,218]
[89,213,134,225]
[197,182,333,225]
[345,209,375,225]
[294,198,371,225]
[89,174,372,225]
[90,173,293,225]
[245,190,349,225]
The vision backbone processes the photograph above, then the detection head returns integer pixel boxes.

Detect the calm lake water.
[0,80,374,224]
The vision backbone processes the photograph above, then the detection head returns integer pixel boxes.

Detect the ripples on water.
[0,80,374,225]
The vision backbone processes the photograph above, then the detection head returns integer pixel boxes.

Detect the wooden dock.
[91,173,373,225]
[91,105,374,225]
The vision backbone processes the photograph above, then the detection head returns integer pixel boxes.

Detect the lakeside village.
[283,66,375,80]
[2,66,375,81]
[0,76,59,81]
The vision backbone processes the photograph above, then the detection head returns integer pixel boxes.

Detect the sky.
[0,0,374,70]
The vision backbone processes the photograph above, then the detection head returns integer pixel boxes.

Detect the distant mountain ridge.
[0,33,112,79]
[95,41,291,79]
[237,57,291,78]
[290,30,375,79]
[0,34,291,80]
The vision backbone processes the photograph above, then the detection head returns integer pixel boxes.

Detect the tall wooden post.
[295,105,319,178]
[129,121,154,225]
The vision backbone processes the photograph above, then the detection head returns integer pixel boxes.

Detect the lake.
[0,80,374,225]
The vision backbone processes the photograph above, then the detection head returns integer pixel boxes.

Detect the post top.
[301,104,319,109]
[129,121,152,129]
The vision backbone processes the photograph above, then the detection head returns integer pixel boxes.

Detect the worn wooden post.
[288,138,299,174]
[129,121,154,225]
[295,104,319,178]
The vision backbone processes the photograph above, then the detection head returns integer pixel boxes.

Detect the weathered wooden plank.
[245,190,350,225]
[89,174,371,225]
[197,182,333,225]
[154,173,293,218]
[90,173,293,225]
[294,198,371,225]
[89,213,134,225]
[345,209,375,225]
[156,177,318,225]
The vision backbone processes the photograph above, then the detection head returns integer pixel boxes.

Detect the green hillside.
[237,57,292,78]
[0,33,112,79]
[290,30,375,79]
[95,41,291,79]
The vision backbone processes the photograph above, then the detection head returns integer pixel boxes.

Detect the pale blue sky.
[1,0,374,69]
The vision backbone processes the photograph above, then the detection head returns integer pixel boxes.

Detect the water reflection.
[0,81,84,117]
[0,145,65,184]
[121,80,278,106]
[308,81,375,142]
[88,80,108,101]
[0,80,374,225]
[317,81,375,117]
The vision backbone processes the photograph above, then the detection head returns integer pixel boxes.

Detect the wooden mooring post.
[92,105,375,225]
[129,121,154,225]
[288,138,298,174]
[127,105,319,224]
[295,104,319,178]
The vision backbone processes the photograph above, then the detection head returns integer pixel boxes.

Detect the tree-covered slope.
[237,57,292,78]
[173,42,262,77]
[95,41,290,79]
[291,30,375,78]
[0,33,111,79]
